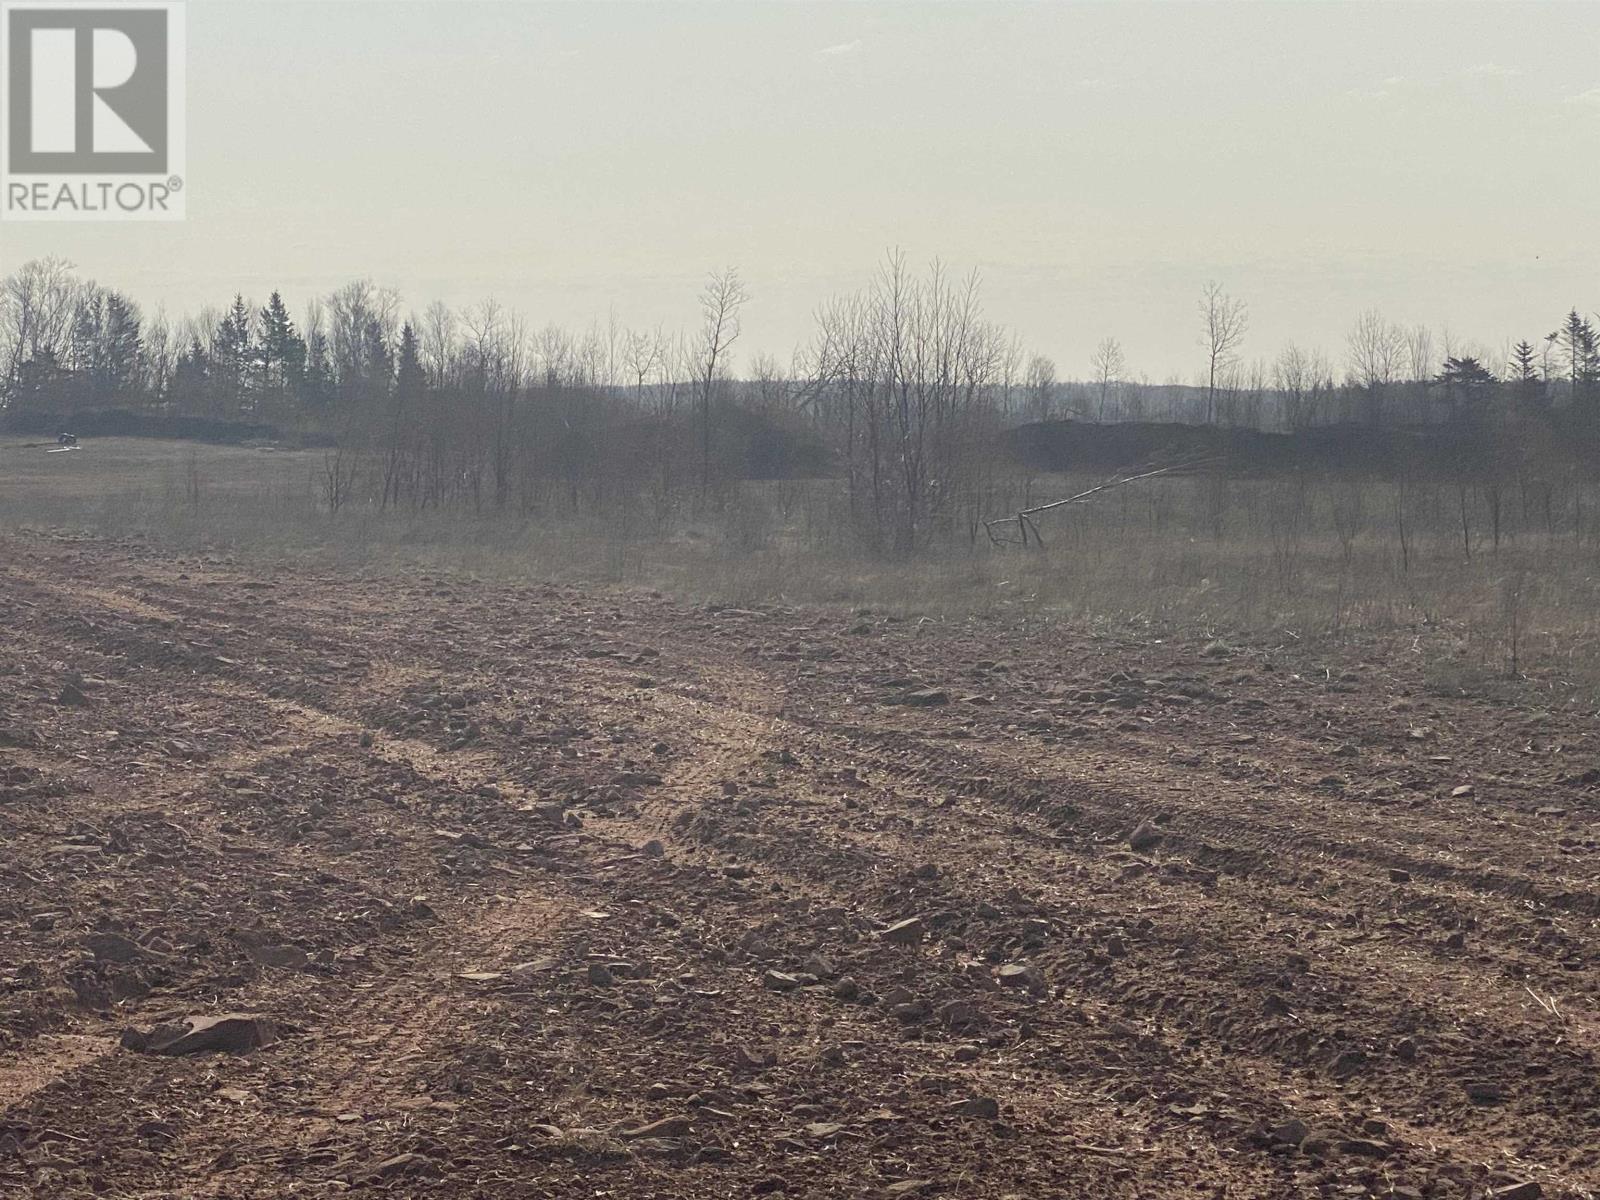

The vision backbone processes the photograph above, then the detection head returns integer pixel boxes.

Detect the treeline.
[3,254,1598,551]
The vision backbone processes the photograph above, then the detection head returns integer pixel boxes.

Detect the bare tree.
[1199,282,1248,425]
[327,279,400,402]
[1023,354,1057,421]
[1273,343,1316,429]
[1122,374,1150,421]
[143,308,175,406]
[804,252,1007,552]
[420,300,458,388]
[1089,337,1126,423]
[748,351,788,412]
[623,327,663,401]
[1,257,81,401]
[695,267,747,497]
[302,297,325,345]
[1346,309,1405,426]
[1404,324,1434,383]
[535,322,573,387]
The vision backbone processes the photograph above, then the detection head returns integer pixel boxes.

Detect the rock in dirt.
[364,1153,439,1181]
[1338,1137,1393,1160]
[937,999,982,1030]
[898,689,949,707]
[121,1013,275,1056]
[762,970,801,992]
[996,963,1044,991]
[881,917,925,946]
[622,1115,693,1140]
[883,1181,935,1196]
[831,976,860,1001]
[952,1096,999,1120]
[1268,1118,1309,1147]
[84,932,146,964]
[56,683,91,707]
[1389,868,1412,883]
[1328,1049,1367,1078]
[802,954,837,979]
[1129,820,1163,852]
[732,1045,777,1070]
[1298,1127,1348,1156]
[891,999,931,1023]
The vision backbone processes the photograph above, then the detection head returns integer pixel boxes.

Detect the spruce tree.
[302,331,334,411]
[256,291,307,418]
[1508,340,1543,406]
[1557,309,1600,404]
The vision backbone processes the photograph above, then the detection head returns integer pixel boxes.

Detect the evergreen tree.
[212,295,254,416]
[256,291,306,418]
[362,317,394,405]
[62,289,143,407]
[302,330,334,411]
[170,336,210,415]
[1557,309,1600,405]
[395,322,423,403]
[67,293,103,387]
[381,323,426,508]
[1435,355,1499,418]
[102,293,144,403]
[1508,340,1543,406]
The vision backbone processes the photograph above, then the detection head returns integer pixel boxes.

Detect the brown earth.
[0,531,1596,1200]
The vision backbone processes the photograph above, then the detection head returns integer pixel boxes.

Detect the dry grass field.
[5,437,1600,690]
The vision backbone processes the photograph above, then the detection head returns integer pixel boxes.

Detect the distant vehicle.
[57,433,78,446]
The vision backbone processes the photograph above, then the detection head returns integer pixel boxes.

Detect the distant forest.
[4,253,1598,551]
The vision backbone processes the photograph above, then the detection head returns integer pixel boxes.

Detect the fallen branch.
[983,457,1219,548]
[1062,1142,1155,1157]
[1524,984,1564,1022]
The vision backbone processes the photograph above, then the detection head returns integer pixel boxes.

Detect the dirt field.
[1,531,1596,1199]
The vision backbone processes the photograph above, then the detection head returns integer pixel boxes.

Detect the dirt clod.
[1129,820,1163,852]
[881,917,925,945]
[120,1014,275,1056]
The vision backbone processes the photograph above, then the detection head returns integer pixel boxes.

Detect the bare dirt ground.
[1,531,1596,1200]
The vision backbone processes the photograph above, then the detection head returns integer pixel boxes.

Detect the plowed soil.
[1,532,1596,1199]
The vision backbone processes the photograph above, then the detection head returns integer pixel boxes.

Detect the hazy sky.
[4,0,1600,380]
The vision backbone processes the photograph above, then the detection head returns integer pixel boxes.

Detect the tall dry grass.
[5,437,1600,702]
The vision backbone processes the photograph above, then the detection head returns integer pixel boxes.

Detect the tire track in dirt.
[0,1034,119,1113]
[565,647,1595,1194]
[782,710,1600,1123]
[799,714,1599,917]
[3,540,1593,1198]
[530,658,1292,1195]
